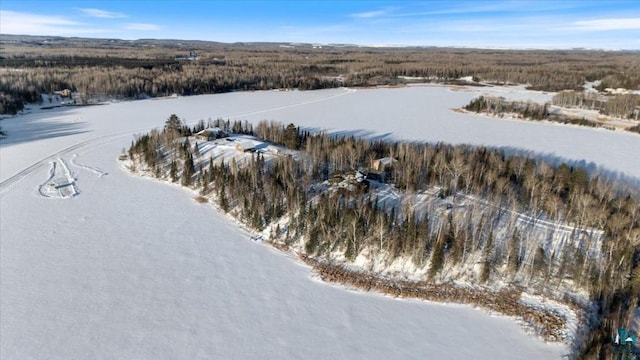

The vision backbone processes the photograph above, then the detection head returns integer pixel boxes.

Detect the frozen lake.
[3,85,638,185]
[3,84,635,359]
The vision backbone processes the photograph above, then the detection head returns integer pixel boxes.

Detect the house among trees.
[365,157,397,183]
[54,89,72,98]
[236,140,257,152]
[195,127,228,141]
[175,50,198,61]
[372,157,397,171]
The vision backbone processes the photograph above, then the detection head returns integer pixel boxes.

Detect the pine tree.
[428,228,446,281]
[531,246,546,278]
[507,229,522,275]
[182,153,195,186]
[480,230,494,283]
[194,141,201,158]
[165,114,182,133]
[218,182,229,213]
[304,226,320,255]
[283,123,301,149]
[201,172,209,195]
[170,160,178,182]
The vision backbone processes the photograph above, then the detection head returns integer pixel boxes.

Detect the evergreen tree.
[428,228,446,281]
[283,123,301,149]
[194,141,201,158]
[165,114,182,133]
[507,229,522,275]
[480,230,494,283]
[170,160,178,182]
[219,182,229,213]
[182,153,195,186]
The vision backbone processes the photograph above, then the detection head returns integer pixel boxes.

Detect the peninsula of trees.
[463,92,640,134]
[125,115,639,359]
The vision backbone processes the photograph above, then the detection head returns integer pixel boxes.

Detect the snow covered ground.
[3,84,636,359]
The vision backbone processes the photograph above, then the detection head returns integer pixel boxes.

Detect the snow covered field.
[3,84,637,359]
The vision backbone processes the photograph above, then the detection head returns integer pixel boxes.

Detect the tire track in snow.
[70,154,108,177]
[58,158,79,198]
[219,88,356,119]
[1,89,354,196]
[1,138,94,196]
[0,134,124,196]
[37,161,57,198]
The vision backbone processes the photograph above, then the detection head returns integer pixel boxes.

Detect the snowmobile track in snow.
[70,154,108,177]
[38,158,79,199]
[0,132,133,197]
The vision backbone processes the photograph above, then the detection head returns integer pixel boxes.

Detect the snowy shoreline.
[121,127,591,348]
[4,85,635,359]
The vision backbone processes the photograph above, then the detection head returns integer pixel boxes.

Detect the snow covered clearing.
[370,183,605,266]
[2,84,635,358]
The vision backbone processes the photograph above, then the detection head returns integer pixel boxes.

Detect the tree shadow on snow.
[0,110,90,146]
[298,126,394,142]
[496,146,640,188]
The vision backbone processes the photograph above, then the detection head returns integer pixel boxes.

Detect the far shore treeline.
[1,35,640,114]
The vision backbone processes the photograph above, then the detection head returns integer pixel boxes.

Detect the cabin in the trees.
[236,141,257,152]
[372,157,397,171]
[367,157,396,183]
[196,128,228,141]
[54,89,72,98]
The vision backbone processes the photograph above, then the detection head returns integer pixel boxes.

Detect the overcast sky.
[1,0,639,49]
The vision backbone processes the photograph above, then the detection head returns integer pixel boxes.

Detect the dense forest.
[552,91,640,119]
[2,34,640,114]
[463,95,640,133]
[126,116,639,359]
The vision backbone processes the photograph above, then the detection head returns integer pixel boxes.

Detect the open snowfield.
[2,84,637,359]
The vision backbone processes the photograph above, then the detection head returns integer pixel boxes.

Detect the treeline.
[465,96,640,132]
[597,72,640,93]
[127,117,639,358]
[0,93,25,115]
[552,90,640,119]
[0,61,341,104]
[2,35,640,113]
[465,96,548,120]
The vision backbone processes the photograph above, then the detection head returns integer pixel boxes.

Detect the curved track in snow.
[38,158,79,199]
[0,89,355,197]
[70,154,108,177]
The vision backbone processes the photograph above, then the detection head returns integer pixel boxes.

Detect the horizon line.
[2,33,639,52]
